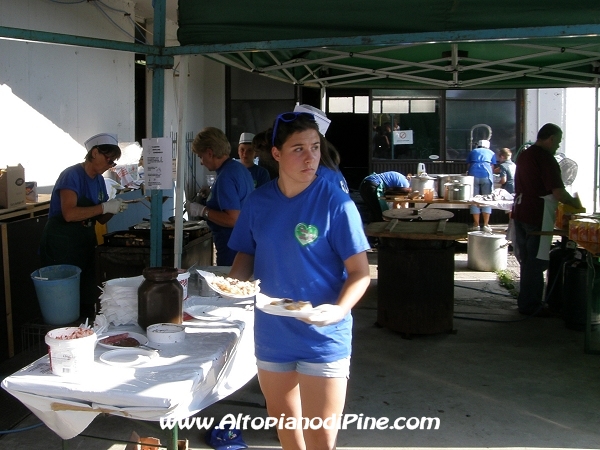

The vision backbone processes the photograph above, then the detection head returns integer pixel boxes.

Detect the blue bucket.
[31,265,82,325]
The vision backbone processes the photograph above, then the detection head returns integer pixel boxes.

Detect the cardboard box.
[0,164,26,209]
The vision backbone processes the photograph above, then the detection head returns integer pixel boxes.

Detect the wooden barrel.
[376,237,455,336]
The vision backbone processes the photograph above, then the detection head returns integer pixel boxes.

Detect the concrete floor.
[2,233,600,449]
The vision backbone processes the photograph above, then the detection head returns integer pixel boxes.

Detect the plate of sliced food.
[255,293,315,319]
[197,270,260,299]
[97,331,149,349]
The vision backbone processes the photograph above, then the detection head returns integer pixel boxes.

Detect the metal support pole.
[594,82,599,213]
[168,425,179,450]
[149,0,167,267]
[174,56,189,268]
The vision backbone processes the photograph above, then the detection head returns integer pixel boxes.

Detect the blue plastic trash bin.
[31,265,82,325]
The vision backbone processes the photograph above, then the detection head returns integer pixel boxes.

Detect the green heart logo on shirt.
[295,223,319,246]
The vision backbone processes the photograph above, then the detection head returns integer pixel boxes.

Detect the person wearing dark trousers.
[40,133,127,321]
[512,123,582,316]
[359,171,410,223]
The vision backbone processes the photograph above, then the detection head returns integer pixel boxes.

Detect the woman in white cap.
[39,133,127,321]
[466,139,497,232]
[228,112,370,450]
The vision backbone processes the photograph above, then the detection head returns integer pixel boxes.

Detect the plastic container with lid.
[45,327,97,377]
[138,267,183,329]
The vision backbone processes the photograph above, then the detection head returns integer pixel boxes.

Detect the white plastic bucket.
[467,231,508,272]
[45,327,97,376]
[177,270,191,300]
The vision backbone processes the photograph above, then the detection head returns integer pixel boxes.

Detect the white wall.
[565,88,596,209]
[524,88,566,143]
[0,0,228,197]
[0,0,137,191]
[525,88,596,211]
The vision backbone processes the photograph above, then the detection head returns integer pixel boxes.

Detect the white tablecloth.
[1,297,256,440]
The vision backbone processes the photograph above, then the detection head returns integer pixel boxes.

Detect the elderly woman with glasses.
[228,112,371,450]
[186,127,255,266]
[39,133,128,321]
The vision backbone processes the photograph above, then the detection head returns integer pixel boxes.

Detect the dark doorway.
[326,113,370,190]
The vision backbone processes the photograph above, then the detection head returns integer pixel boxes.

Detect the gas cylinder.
[546,240,577,313]
[562,250,588,331]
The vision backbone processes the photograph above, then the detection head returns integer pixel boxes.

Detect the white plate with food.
[99,348,157,367]
[184,304,232,321]
[255,293,315,319]
[197,270,260,299]
[97,331,149,349]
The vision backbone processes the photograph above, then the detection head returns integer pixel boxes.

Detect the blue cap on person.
[205,425,247,450]
[239,133,255,145]
[84,133,118,151]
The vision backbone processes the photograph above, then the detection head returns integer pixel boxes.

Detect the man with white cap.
[238,132,270,188]
[40,133,128,321]
[466,139,496,232]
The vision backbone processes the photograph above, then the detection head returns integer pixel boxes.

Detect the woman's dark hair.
[85,144,121,162]
[271,113,320,149]
[319,136,341,171]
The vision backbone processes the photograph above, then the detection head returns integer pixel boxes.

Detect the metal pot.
[409,175,436,196]
[437,175,474,198]
[446,183,472,201]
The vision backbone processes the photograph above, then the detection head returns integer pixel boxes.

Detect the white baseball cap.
[477,139,490,148]
[84,133,118,151]
[239,132,255,145]
[293,104,331,135]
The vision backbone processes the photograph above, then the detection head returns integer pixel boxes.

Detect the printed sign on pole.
[142,137,173,190]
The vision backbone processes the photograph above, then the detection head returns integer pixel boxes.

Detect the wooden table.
[383,208,454,222]
[366,221,468,336]
[383,195,514,211]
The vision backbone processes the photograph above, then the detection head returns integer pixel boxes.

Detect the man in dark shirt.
[512,123,582,316]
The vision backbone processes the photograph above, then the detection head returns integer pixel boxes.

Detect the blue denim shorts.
[256,356,351,378]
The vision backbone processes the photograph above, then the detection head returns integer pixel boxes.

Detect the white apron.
[537,194,558,260]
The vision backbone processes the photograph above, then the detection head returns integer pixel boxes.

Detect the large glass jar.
[138,267,183,329]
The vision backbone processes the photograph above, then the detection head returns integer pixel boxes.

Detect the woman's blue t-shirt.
[228,175,370,363]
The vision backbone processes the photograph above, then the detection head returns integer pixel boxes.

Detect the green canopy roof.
[176,0,600,89]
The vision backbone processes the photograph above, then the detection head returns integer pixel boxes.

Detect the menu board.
[142,137,173,190]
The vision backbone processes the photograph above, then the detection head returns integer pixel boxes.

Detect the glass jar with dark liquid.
[138,267,183,329]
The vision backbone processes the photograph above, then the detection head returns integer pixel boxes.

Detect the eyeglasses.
[99,152,117,167]
[271,112,316,146]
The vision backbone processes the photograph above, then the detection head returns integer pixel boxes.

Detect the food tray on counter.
[103,229,190,247]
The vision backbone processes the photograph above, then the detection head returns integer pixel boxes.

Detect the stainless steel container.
[467,232,508,271]
[446,183,472,201]
[439,175,474,199]
[409,175,436,196]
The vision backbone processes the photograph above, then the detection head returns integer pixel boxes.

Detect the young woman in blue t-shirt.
[228,112,370,450]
